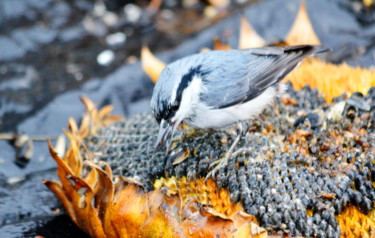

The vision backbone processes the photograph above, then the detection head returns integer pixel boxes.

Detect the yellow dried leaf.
[141,46,166,84]
[285,0,320,45]
[238,16,266,49]
[98,105,114,118]
[79,114,90,137]
[68,117,79,135]
[46,140,106,238]
[81,96,96,112]
[79,97,122,134]
[43,180,77,224]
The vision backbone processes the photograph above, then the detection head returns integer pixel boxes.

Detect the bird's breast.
[185,87,277,129]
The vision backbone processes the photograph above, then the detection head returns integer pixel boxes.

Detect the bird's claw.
[208,158,220,169]
[205,155,229,181]
[205,123,244,182]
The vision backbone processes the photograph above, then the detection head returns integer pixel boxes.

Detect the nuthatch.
[151,45,328,178]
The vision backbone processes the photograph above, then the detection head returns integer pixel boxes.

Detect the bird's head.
[150,58,210,151]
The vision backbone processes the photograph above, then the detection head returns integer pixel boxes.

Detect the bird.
[150,45,328,179]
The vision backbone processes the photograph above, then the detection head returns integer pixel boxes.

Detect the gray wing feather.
[200,45,322,109]
[246,47,284,56]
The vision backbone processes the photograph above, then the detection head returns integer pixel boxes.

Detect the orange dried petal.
[285,0,320,45]
[43,180,77,224]
[141,46,166,84]
[238,16,266,49]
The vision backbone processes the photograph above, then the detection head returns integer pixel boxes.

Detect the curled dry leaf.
[141,46,166,84]
[80,97,122,134]
[285,0,321,45]
[238,16,266,49]
[80,96,96,112]
[45,139,105,237]
[238,0,320,48]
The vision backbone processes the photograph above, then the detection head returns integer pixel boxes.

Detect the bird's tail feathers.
[311,45,331,55]
[284,45,331,56]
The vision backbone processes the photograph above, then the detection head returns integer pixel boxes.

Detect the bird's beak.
[155,119,176,151]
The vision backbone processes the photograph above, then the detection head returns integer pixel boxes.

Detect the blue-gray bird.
[150,45,328,178]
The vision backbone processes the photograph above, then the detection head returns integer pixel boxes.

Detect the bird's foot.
[205,131,242,181]
[205,152,231,181]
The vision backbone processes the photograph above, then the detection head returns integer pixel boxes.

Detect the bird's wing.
[200,45,323,109]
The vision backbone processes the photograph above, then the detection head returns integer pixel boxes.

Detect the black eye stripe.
[156,65,211,123]
[175,65,211,106]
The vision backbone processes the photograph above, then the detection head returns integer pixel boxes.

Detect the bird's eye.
[171,104,179,111]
